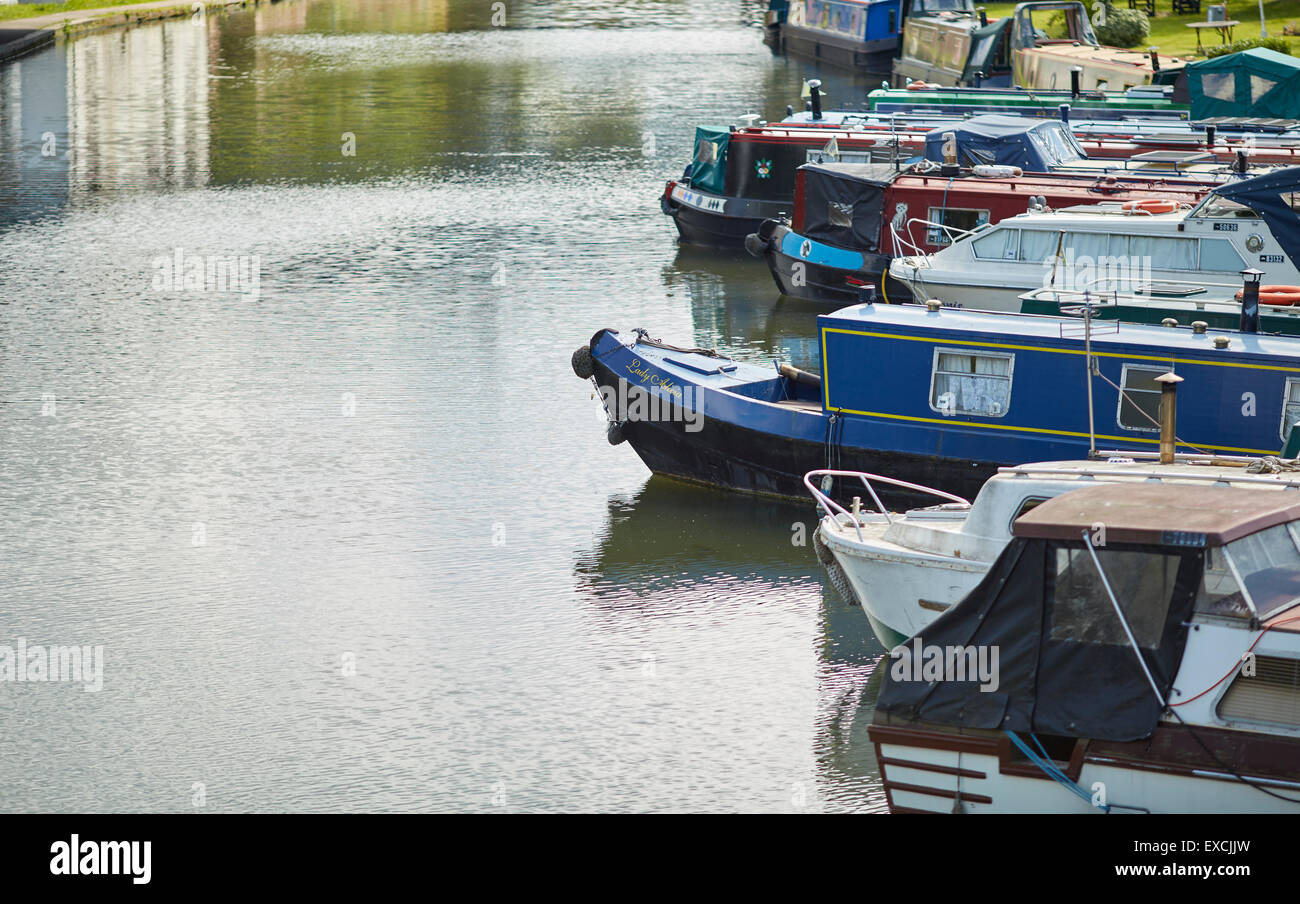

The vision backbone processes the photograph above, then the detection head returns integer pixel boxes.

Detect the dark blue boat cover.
[924,114,1086,171]
[875,534,1198,742]
[1212,166,1300,270]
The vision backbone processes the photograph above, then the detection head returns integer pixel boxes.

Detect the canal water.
[0,0,890,812]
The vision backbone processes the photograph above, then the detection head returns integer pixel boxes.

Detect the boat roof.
[820,300,1300,359]
[1012,482,1300,545]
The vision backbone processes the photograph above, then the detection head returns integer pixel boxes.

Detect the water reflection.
[577,478,888,811]
[0,0,893,812]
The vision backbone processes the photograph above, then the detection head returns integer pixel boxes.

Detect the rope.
[1005,730,1108,811]
[630,328,729,359]
[1246,456,1300,473]
[1091,368,1214,456]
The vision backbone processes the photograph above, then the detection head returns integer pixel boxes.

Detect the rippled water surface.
[0,0,889,812]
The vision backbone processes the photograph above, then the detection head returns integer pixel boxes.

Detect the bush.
[1094,5,1150,48]
[1205,37,1293,58]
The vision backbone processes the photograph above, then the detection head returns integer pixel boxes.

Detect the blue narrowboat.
[774,0,906,73]
[572,302,1300,503]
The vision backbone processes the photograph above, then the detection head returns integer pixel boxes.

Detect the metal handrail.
[803,469,971,542]
[889,216,986,263]
[997,462,1300,488]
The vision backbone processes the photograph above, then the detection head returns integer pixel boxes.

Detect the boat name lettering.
[1213,222,1238,231]
[624,359,682,397]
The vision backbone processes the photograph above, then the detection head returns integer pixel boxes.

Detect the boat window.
[1116,364,1165,433]
[1199,238,1246,272]
[1018,229,1061,264]
[1195,546,1249,618]
[1062,231,1108,263]
[1050,545,1181,648]
[1125,235,1198,271]
[929,349,1013,418]
[1008,496,1049,533]
[971,227,1018,260]
[1224,523,1300,619]
[1282,379,1300,443]
[1200,72,1236,104]
[1194,195,1260,219]
[1251,75,1279,104]
[926,207,989,246]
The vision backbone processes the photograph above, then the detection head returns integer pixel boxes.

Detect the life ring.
[1235,286,1300,306]
[906,81,934,90]
[1121,199,1181,215]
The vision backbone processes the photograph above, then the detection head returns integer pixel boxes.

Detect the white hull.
[820,529,986,644]
[878,740,1300,814]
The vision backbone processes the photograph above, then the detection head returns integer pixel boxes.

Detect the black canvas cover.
[800,163,894,250]
[876,537,1199,742]
[725,138,808,202]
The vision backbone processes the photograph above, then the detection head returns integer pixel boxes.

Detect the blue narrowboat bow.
[572,301,1300,503]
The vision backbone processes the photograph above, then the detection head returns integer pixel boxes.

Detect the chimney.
[808,79,823,121]
[1240,268,1264,333]
[1155,372,1184,464]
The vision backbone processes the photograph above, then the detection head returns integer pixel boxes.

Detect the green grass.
[982,0,1300,57]
[0,0,193,24]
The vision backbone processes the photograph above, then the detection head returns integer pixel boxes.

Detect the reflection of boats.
[891,166,1300,312]
[809,461,1300,647]
[576,477,818,600]
[571,301,1300,504]
[870,482,1300,813]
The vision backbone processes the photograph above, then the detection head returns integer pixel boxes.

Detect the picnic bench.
[1187,4,1240,50]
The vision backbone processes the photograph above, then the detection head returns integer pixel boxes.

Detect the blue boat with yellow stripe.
[572,301,1300,503]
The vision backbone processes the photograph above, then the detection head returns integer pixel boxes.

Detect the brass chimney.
[1155,372,1184,464]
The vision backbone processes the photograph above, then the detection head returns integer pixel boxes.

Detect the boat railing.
[803,469,971,541]
[889,217,985,262]
[998,460,1300,489]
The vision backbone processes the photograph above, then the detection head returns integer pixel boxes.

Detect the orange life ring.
[1236,286,1300,306]
[906,81,934,90]
[1121,199,1181,215]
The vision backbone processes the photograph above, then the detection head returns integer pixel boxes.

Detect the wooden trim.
[879,756,986,780]
[885,780,994,805]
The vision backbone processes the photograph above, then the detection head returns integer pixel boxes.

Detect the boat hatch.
[663,354,739,376]
[1127,149,1214,170]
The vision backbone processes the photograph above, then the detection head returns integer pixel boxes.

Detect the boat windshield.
[910,0,976,14]
[1222,522,1300,620]
[1191,195,1261,219]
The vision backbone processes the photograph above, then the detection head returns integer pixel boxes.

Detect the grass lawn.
[982,0,1300,57]
[0,0,195,24]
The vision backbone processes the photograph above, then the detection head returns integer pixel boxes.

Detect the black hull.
[780,26,898,74]
[766,244,914,305]
[592,361,998,506]
[664,192,792,250]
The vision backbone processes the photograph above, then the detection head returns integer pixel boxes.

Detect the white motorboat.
[868,480,1300,813]
[887,166,1300,311]
[809,458,1300,648]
